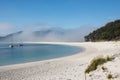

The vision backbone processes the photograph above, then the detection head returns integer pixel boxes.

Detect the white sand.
[0,42,120,80]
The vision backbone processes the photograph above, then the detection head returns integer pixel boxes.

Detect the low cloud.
[0,23,16,36]
[0,22,97,42]
[23,22,51,31]
[2,26,96,42]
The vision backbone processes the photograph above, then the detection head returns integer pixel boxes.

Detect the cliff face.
[85,20,120,41]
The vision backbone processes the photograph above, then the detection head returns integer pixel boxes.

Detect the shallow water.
[0,44,81,66]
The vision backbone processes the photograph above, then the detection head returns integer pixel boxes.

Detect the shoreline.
[0,42,86,71]
[0,42,85,67]
[0,42,120,80]
[0,43,84,67]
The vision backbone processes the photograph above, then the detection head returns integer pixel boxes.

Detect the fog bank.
[0,26,96,42]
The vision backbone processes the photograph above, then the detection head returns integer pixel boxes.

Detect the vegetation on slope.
[84,20,120,41]
[85,56,114,73]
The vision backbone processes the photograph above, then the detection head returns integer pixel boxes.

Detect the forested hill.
[84,20,120,41]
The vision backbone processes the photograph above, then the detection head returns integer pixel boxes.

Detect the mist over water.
[1,26,96,42]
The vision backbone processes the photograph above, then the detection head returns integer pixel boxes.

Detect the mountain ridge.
[85,20,120,41]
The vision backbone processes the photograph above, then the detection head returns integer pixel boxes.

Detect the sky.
[0,0,120,36]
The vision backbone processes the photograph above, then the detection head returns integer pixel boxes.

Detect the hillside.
[84,20,120,41]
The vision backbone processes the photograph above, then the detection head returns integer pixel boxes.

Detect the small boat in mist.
[8,34,14,48]
[8,44,23,48]
[18,44,23,46]
[9,44,14,48]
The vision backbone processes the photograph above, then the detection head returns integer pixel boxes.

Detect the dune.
[0,42,120,80]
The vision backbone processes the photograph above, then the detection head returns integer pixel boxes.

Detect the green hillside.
[85,20,120,41]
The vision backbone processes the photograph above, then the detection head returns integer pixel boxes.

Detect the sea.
[0,44,82,66]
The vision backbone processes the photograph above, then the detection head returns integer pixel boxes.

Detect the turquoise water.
[0,44,82,66]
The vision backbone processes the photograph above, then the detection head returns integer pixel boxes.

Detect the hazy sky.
[0,0,120,35]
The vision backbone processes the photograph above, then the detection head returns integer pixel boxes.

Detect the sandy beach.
[0,42,120,80]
